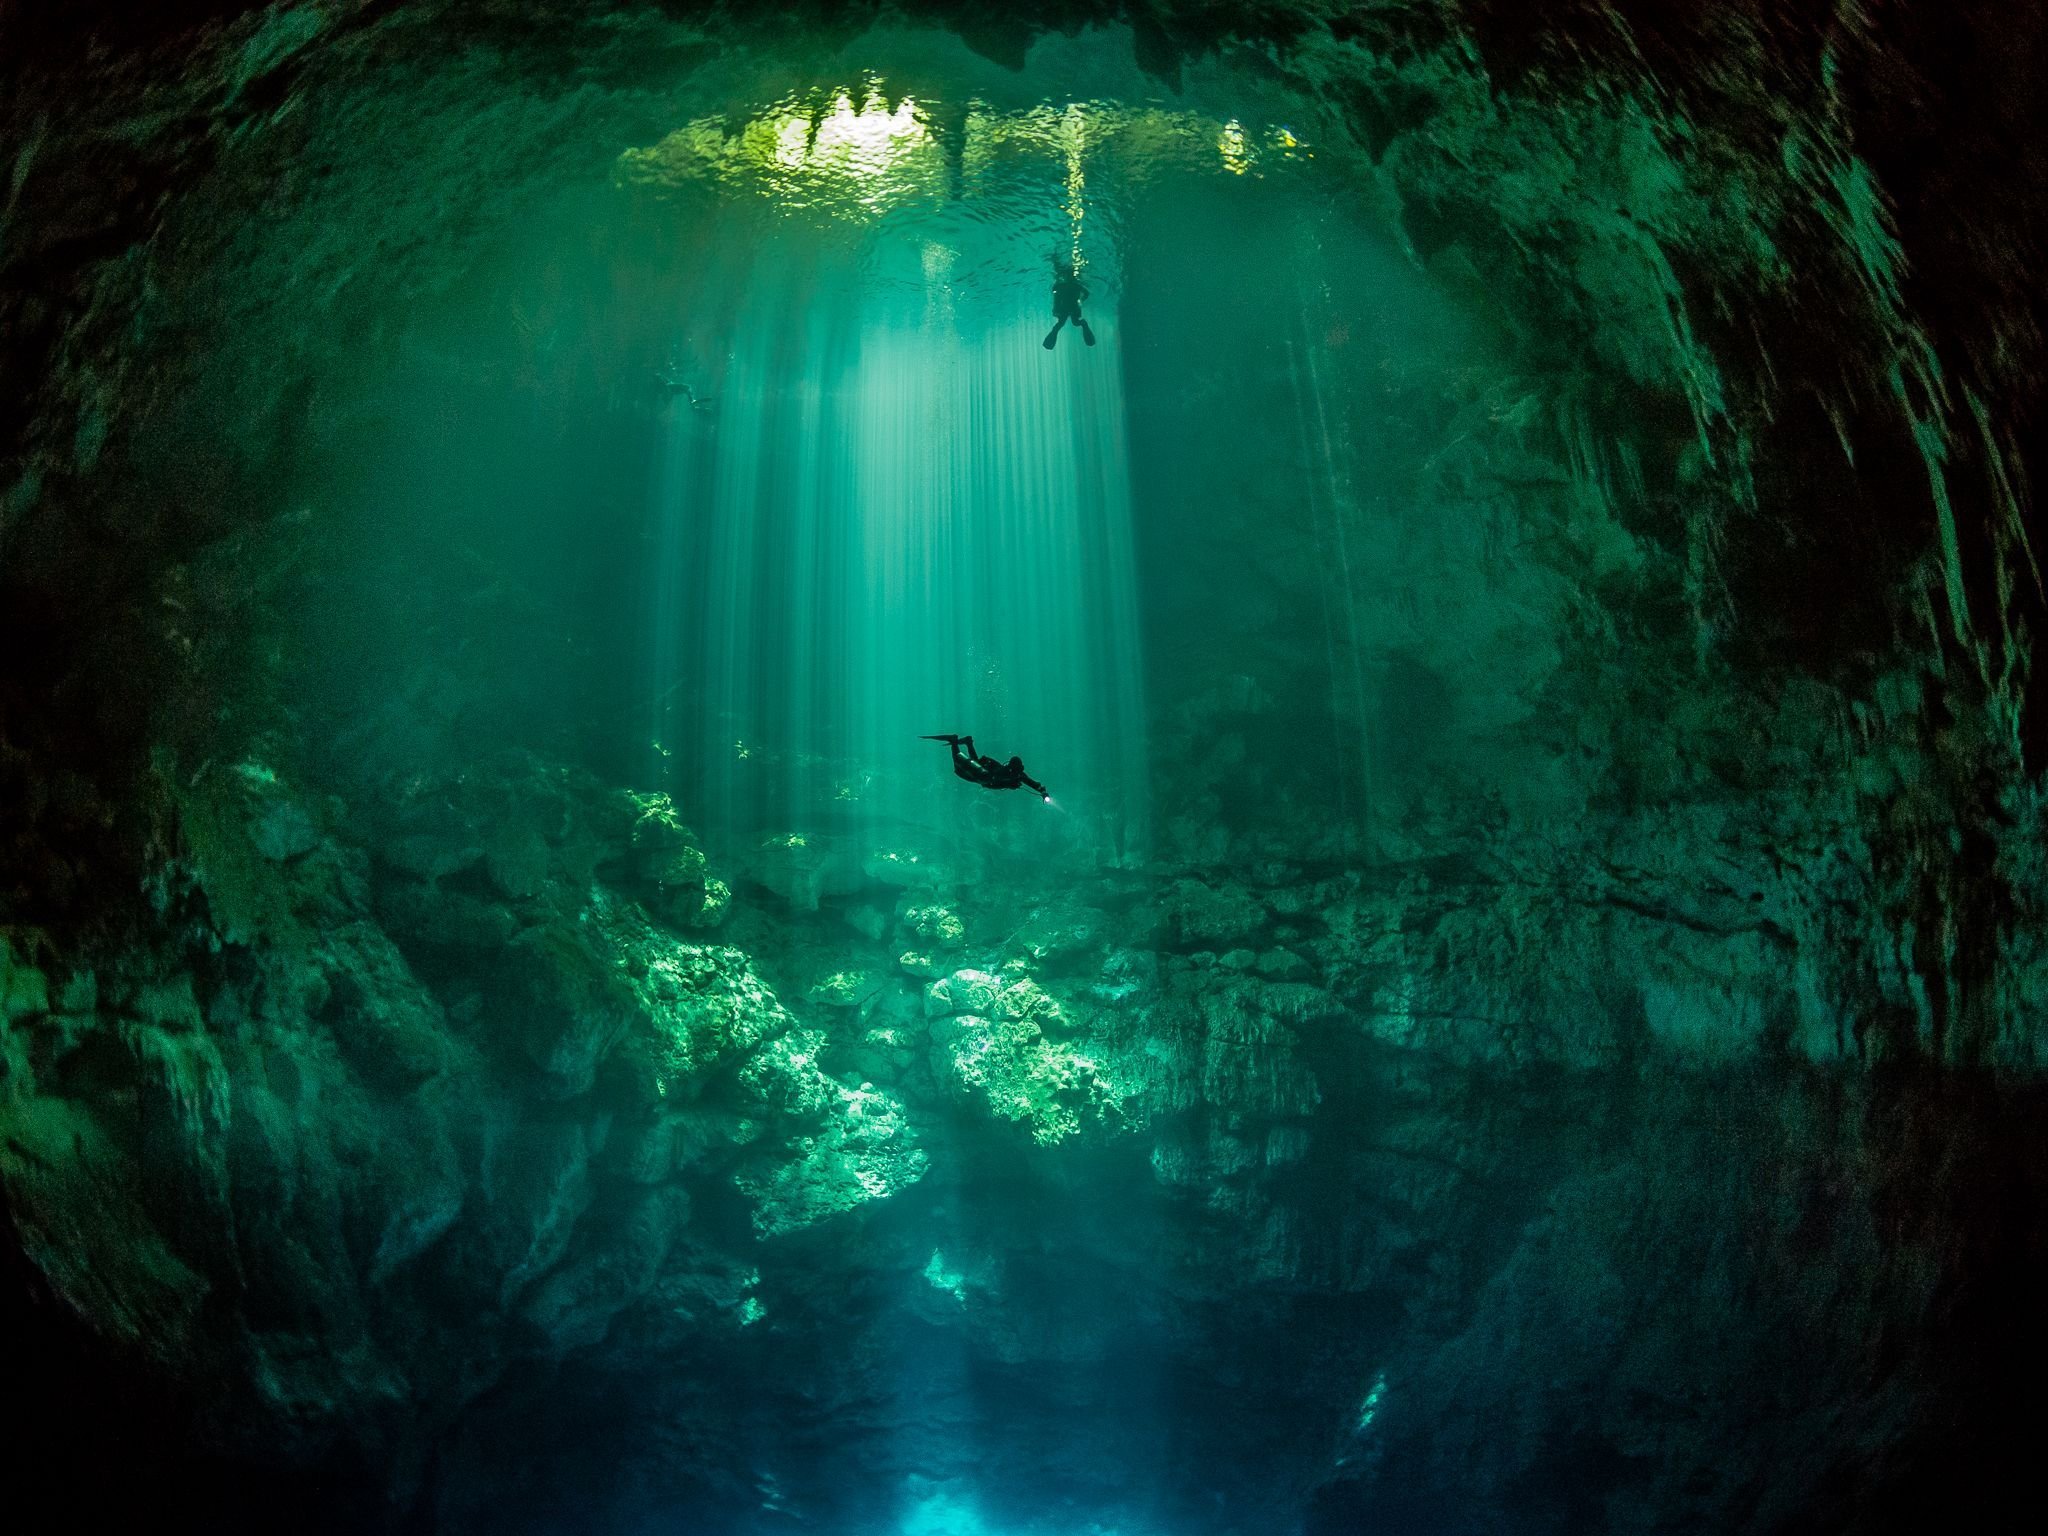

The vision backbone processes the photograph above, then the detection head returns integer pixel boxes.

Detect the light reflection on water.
[617,84,1314,301]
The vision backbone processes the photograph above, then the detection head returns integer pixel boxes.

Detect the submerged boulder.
[927,1008,1124,1146]
[739,832,869,909]
[735,1033,928,1234]
[1163,877,1268,949]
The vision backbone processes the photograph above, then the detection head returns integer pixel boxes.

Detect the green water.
[283,73,1474,883]
[6,13,2040,1536]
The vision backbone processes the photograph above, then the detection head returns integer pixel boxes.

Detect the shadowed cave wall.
[4,4,2047,1534]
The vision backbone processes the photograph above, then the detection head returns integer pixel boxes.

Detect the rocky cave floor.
[5,728,2046,1534]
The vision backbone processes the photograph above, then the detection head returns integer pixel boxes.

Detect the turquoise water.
[643,217,1148,858]
[14,14,2033,1535]
[288,77,1464,879]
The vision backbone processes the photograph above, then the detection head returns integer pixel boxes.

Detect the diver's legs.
[959,736,977,760]
[1042,316,1065,350]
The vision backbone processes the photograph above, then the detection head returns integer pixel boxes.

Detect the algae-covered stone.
[483,826,550,899]
[1257,947,1312,981]
[507,920,643,1098]
[735,1040,928,1235]
[807,969,878,1010]
[926,968,1001,1018]
[1164,877,1267,948]
[319,921,452,1088]
[739,1085,928,1236]
[616,925,789,1094]
[737,1028,840,1117]
[900,901,966,948]
[610,791,725,917]
[946,974,1003,1024]
[641,844,708,889]
[668,876,730,931]
[171,758,357,945]
[494,889,789,1101]
[250,794,320,863]
[927,1009,1124,1146]
[197,759,323,864]
[848,1023,917,1085]
[1091,946,1160,1003]
[1012,903,1106,967]
[625,790,694,854]
[991,976,1065,1031]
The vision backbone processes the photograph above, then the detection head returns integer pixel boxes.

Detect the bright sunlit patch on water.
[1218,119,1249,175]
[618,76,943,217]
[810,90,932,185]
[616,86,1312,225]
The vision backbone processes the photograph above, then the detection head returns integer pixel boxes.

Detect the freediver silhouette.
[658,350,715,412]
[1043,257,1095,350]
[922,735,1049,800]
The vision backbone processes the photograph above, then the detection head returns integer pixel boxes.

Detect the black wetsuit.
[1044,268,1095,349]
[926,735,1048,798]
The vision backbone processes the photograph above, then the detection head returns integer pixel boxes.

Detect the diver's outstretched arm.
[1022,775,1048,799]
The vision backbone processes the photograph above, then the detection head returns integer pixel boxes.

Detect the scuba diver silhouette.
[922,735,1049,800]
[1043,258,1096,350]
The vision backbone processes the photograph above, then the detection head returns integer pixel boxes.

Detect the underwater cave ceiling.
[3,3,2047,1534]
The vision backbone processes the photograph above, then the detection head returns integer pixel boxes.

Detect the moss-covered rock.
[1011,902,1107,967]
[900,900,966,948]
[735,1032,928,1234]
[927,1008,1125,1146]
[806,967,880,1010]
[1162,877,1267,949]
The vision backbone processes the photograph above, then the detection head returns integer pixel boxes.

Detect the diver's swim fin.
[920,734,964,743]
[1081,321,1096,346]
[1042,330,1059,350]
